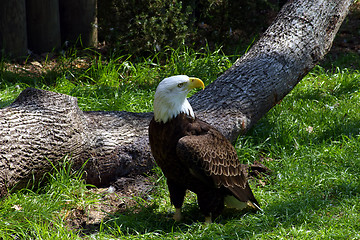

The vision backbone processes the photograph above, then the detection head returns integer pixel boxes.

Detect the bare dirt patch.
[63,175,155,234]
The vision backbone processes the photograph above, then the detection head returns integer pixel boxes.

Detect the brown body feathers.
[149,113,260,221]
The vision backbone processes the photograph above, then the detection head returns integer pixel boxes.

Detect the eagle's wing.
[176,127,258,205]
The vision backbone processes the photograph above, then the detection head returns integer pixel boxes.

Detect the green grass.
[1,47,360,239]
[0,45,232,110]
[0,156,97,239]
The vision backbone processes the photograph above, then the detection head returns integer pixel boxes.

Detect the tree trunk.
[0,0,353,197]
[191,0,354,142]
[26,0,61,53]
[0,0,28,58]
[59,0,98,47]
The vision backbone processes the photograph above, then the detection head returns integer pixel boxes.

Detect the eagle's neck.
[154,98,195,123]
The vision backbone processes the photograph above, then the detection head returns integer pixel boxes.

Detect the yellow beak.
[188,77,205,90]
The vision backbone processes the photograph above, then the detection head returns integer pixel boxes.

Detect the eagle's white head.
[153,75,205,123]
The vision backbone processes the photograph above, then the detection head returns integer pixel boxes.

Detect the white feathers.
[153,75,204,123]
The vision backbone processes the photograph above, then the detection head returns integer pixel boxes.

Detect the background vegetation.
[97,0,283,56]
[1,1,360,239]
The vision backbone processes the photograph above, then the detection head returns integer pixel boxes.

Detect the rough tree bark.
[0,0,354,197]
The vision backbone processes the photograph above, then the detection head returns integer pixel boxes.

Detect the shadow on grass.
[79,202,201,236]
[292,78,360,102]
[0,66,67,108]
[321,53,360,72]
[78,179,359,238]
[264,181,360,225]
[250,93,360,150]
[0,99,14,108]
[79,198,258,237]
[0,65,64,86]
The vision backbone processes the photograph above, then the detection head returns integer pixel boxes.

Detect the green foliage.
[98,0,280,56]
[99,0,194,55]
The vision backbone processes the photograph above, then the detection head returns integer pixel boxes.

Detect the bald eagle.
[148,75,260,223]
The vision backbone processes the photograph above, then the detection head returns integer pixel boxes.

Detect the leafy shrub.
[98,0,194,55]
[98,0,281,56]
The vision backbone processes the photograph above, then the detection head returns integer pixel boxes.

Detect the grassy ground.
[0,46,360,239]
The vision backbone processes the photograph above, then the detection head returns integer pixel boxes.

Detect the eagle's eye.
[177,83,184,88]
